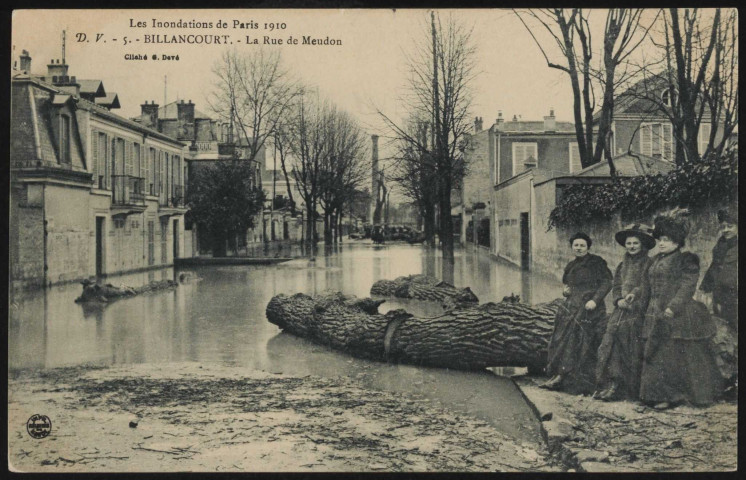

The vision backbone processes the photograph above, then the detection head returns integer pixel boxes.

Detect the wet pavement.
[9,242,564,445]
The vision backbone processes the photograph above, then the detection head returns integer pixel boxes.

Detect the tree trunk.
[439,178,455,284]
[371,274,478,307]
[423,201,436,247]
[266,292,560,371]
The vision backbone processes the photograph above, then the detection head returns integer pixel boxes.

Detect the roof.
[495,120,576,134]
[576,152,675,177]
[78,79,106,97]
[133,100,214,124]
[95,93,121,109]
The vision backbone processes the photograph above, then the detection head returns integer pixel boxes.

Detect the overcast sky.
[13,8,670,166]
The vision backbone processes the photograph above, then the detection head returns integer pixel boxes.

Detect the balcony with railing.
[158,184,188,217]
[111,175,147,215]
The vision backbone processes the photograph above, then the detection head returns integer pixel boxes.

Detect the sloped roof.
[78,79,106,97]
[95,93,121,109]
[576,152,675,177]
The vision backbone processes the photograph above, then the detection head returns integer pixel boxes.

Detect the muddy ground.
[8,362,559,473]
[516,376,737,472]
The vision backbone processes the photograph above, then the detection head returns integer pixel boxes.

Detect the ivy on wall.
[548,151,738,230]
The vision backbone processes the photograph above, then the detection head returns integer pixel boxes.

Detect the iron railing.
[112,175,146,206]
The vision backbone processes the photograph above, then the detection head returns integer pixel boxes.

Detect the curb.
[510,376,579,472]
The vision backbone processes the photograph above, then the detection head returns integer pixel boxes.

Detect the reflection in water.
[9,244,563,443]
[9,245,562,370]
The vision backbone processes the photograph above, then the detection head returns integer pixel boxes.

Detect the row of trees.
[188,49,371,254]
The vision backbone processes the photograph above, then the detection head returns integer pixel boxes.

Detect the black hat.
[653,209,690,247]
[615,223,656,250]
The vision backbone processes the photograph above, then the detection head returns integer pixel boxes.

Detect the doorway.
[95,217,105,276]
[173,219,179,260]
[520,212,530,270]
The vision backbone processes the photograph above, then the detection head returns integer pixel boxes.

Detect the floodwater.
[9,242,563,444]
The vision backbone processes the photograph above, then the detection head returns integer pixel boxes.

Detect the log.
[75,279,178,304]
[266,291,560,370]
[370,274,479,307]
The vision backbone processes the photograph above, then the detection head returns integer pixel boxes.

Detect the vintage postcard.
[8,7,737,473]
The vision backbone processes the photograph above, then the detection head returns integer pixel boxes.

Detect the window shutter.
[640,124,652,156]
[91,131,98,182]
[569,143,582,173]
[663,123,673,162]
[125,141,133,176]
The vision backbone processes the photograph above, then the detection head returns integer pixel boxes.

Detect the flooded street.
[9,242,564,446]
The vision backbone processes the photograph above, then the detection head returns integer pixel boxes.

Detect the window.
[149,148,156,195]
[93,131,108,189]
[133,143,141,178]
[512,142,538,176]
[640,123,673,162]
[698,123,711,157]
[568,142,582,173]
[661,88,678,107]
[58,115,71,164]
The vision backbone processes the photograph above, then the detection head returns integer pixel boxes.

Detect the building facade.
[10,52,188,289]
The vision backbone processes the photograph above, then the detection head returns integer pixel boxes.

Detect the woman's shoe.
[653,402,671,410]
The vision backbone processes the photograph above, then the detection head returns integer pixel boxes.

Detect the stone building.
[10,51,188,289]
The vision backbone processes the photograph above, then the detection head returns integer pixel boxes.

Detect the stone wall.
[531,198,733,304]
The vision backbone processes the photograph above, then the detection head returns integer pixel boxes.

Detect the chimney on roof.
[495,111,504,130]
[47,58,68,78]
[177,99,195,125]
[141,100,160,129]
[544,108,556,132]
[474,116,483,133]
[54,74,80,96]
[19,50,32,72]
[512,114,519,122]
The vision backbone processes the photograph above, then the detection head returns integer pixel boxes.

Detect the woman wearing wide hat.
[639,209,722,409]
[541,232,613,394]
[594,224,655,401]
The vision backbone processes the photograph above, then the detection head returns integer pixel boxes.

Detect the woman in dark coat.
[541,232,613,395]
[639,211,722,409]
[594,225,655,401]
[700,209,738,328]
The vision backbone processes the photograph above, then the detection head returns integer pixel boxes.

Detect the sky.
[12,8,668,170]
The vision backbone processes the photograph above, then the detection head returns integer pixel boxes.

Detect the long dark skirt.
[639,337,722,406]
[546,297,607,395]
[595,308,644,399]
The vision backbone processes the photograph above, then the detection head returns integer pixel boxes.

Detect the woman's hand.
[624,293,635,304]
[585,300,597,311]
[617,299,629,309]
[664,308,674,318]
[563,285,571,297]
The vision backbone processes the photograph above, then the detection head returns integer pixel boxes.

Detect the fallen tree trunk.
[266,292,560,370]
[75,279,178,304]
[370,275,479,306]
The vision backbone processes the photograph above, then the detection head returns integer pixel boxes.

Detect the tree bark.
[266,291,561,371]
[370,274,478,307]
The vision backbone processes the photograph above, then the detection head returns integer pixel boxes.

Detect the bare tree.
[379,12,476,282]
[210,49,303,164]
[389,120,438,247]
[656,8,737,164]
[515,9,659,175]
[318,107,369,244]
